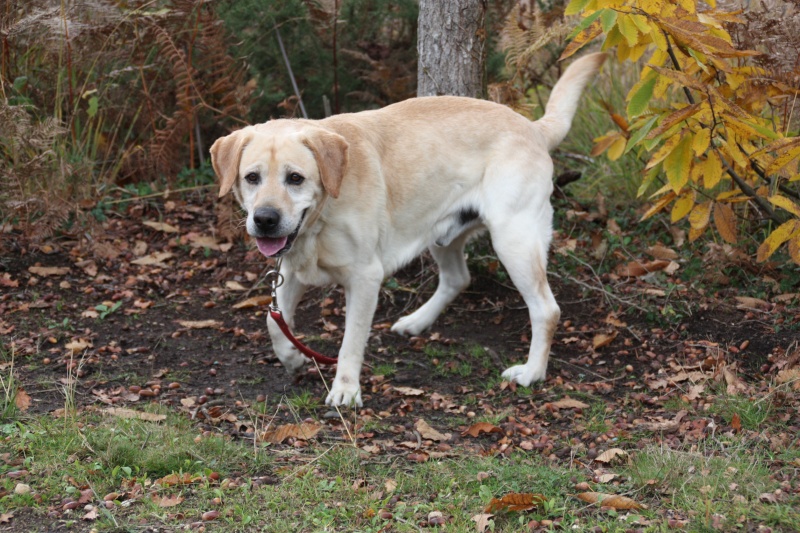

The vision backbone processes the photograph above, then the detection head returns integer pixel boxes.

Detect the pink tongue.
[256,236,288,257]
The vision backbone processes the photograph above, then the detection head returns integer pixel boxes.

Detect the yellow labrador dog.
[211,53,606,407]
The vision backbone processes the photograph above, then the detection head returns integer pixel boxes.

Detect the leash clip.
[266,260,284,312]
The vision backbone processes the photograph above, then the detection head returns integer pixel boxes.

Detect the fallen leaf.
[776,368,800,390]
[427,511,446,526]
[461,422,504,438]
[259,422,322,444]
[759,492,779,504]
[14,388,30,412]
[133,240,148,256]
[592,331,618,350]
[75,260,97,277]
[157,473,202,487]
[0,274,19,288]
[82,508,98,521]
[384,479,397,492]
[616,260,670,277]
[415,419,452,442]
[647,245,678,260]
[202,510,220,521]
[0,513,12,523]
[485,492,547,513]
[152,494,184,507]
[685,383,705,400]
[104,408,166,422]
[471,513,494,532]
[575,492,645,510]
[143,220,179,233]
[597,473,618,483]
[642,409,687,432]
[189,235,222,250]
[176,319,222,329]
[28,266,69,277]
[550,397,590,410]
[393,386,425,396]
[731,412,742,431]
[595,448,627,464]
[604,313,627,327]
[65,339,92,355]
[233,295,272,309]
[131,252,174,267]
[225,281,248,291]
[734,296,770,310]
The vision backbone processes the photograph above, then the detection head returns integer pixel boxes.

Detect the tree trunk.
[417,0,487,98]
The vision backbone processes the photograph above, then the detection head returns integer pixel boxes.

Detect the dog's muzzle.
[253,208,307,257]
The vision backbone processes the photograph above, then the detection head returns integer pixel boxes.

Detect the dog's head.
[211,121,349,257]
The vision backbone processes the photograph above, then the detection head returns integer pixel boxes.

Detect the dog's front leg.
[267,268,310,375]
[325,262,384,408]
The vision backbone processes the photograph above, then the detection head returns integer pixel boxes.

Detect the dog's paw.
[277,348,309,376]
[391,314,430,336]
[325,378,363,408]
[501,364,547,387]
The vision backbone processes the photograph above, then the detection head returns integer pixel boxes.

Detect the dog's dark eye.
[244,172,260,185]
[287,172,305,186]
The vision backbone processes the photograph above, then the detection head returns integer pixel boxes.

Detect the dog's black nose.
[253,207,281,233]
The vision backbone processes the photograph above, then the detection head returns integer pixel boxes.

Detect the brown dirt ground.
[1,194,799,531]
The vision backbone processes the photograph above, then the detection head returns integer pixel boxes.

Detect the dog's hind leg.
[391,230,473,336]
[267,269,310,375]
[490,210,560,387]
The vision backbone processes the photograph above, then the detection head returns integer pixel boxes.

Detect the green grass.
[284,390,322,413]
[709,390,775,431]
[371,363,397,377]
[625,440,799,532]
[1,404,797,531]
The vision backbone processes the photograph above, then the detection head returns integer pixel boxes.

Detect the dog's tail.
[536,52,607,152]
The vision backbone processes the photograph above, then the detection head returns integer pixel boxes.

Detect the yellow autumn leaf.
[641,191,677,221]
[646,102,702,140]
[788,233,800,265]
[713,202,738,244]
[671,193,695,222]
[646,134,682,171]
[564,0,591,16]
[592,132,623,157]
[719,138,749,169]
[692,128,711,156]
[757,220,800,262]
[629,13,651,34]
[664,132,694,193]
[607,136,628,161]
[628,42,650,62]
[560,18,603,60]
[702,151,724,189]
[689,201,712,231]
[768,196,800,218]
[603,24,625,50]
[615,14,639,47]
[768,145,800,174]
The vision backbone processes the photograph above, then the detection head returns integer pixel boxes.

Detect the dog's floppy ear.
[303,129,349,199]
[210,129,252,198]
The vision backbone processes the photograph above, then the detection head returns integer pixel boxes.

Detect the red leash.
[269,309,339,365]
[266,265,338,366]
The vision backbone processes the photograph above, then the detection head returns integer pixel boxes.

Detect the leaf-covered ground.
[1,192,799,531]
